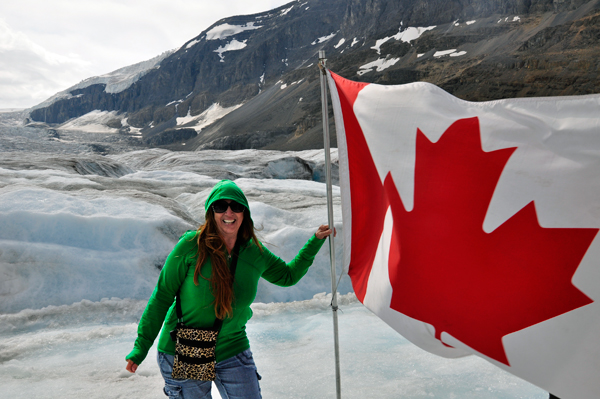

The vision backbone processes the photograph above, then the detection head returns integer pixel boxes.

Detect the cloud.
[0,0,292,109]
[0,18,93,109]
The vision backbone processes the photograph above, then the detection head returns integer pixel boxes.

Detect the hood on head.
[204,179,251,218]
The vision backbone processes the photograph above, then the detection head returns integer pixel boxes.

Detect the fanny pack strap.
[175,241,241,330]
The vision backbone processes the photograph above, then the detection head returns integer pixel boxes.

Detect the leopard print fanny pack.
[170,323,220,380]
[169,242,240,381]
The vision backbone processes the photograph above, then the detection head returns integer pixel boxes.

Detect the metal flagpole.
[318,50,342,399]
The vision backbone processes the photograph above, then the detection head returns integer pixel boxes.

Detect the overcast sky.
[0,0,292,109]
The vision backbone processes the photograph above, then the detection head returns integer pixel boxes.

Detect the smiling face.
[213,199,244,243]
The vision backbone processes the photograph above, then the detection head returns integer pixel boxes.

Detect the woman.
[125,179,333,399]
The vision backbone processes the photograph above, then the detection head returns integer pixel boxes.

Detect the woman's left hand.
[315,224,336,240]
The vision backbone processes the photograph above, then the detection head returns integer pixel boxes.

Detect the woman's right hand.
[126,359,138,373]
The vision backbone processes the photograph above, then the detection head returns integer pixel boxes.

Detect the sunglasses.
[212,199,245,213]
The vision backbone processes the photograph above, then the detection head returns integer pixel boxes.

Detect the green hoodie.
[126,180,326,365]
[204,179,251,216]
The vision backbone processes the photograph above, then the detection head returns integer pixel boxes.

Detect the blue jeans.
[157,350,262,399]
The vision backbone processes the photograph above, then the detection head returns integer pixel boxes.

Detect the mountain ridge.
[27,0,600,152]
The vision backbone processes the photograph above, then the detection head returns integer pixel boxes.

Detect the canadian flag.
[327,70,600,399]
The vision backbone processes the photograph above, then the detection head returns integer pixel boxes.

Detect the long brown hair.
[194,208,260,319]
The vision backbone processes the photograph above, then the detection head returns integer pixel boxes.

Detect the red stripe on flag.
[329,72,388,302]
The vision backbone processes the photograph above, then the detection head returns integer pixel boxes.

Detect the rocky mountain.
[27,0,600,152]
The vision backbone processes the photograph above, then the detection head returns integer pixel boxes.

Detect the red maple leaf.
[384,117,597,365]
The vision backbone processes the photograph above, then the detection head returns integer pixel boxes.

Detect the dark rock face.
[145,128,198,146]
[30,0,600,151]
[197,130,293,150]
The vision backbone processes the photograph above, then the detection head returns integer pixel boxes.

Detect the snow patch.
[280,79,304,89]
[371,38,391,55]
[82,52,173,95]
[396,26,436,43]
[466,20,476,25]
[214,39,247,62]
[311,32,336,45]
[121,118,142,135]
[30,51,174,111]
[185,39,201,49]
[351,38,359,47]
[205,22,262,41]
[357,57,400,75]
[280,6,294,15]
[433,49,467,58]
[434,49,457,57]
[58,110,122,133]
[334,38,346,48]
[499,16,521,23]
[176,103,242,132]
[371,26,436,54]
